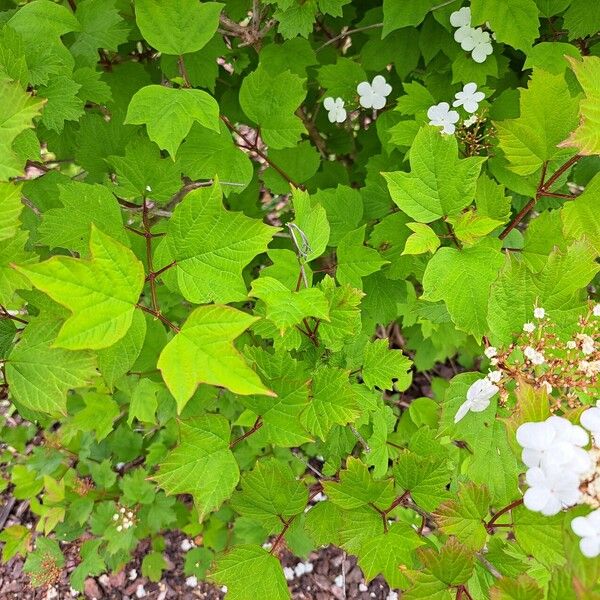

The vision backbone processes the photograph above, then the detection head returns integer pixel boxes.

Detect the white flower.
[579,360,600,377]
[534,307,545,319]
[487,370,502,383]
[455,25,474,46]
[593,304,600,317]
[581,406,600,441]
[463,115,477,128]
[450,6,471,27]
[542,381,553,394]
[357,75,392,110]
[523,322,535,333]
[185,576,198,588]
[484,346,497,359]
[524,346,545,365]
[454,377,498,423]
[283,567,295,581]
[524,465,580,515]
[116,525,123,532]
[567,340,577,349]
[145,185,152,192]
[453,82,485,113]
[471,28,494,63]
[572,510,600,558]
[578,333,595,355]
[517,417,590,473]
[323,97,347,123]
[427,102,460,135]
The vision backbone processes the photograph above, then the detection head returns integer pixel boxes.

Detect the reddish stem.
[229,417,263,448]
[485,498,523,532]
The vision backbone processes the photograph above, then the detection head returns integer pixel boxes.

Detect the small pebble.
[283,567,295,581]
[359,583,368,592]
[185,576,198,588]
[128,569,138,581]
[180,539,194,552]
[135,584,147,598]
[334,574,344,588]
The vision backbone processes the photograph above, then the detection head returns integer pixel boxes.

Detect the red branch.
[229,417,263,448]
[485,498,523,532]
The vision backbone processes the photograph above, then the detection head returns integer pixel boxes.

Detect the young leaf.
[125,85,220,157]
[15,226,145,350]
[383,126,486,223]
[157,304,273,412]
[154,415,239,520]
[402,222,440,256]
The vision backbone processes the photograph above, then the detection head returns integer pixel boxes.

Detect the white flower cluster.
[450,6,493,63]
[323,74,392,123]
[112,506,135,532]
[454,375,499,423]
[428,82,485,135]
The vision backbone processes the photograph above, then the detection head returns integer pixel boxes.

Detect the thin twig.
[485,498,523,532]
[229,417,263,448]
[177,55,191,88]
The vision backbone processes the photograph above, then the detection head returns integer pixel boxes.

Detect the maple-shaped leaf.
[418,537,475,587]
[356,521,424,588]
[5,316,96,416]
[15,226,145,350]
[240,347,312,447]
[135,0,223,55]
[239,64,306,149]
[70,0,130,65]
[209,545,290,600]
[157,304,273,412]
[560,55,600,155]
[422,238,504,340]
[0,79,45,180]
[0,182,23,242]
[70,392,119,441]
[250,276,329,334]
[108,136,182,203]
[323,457,395,510]
[335,226,389,289]
[562,172,600,253]
[162,182,278,304]
[154,415,239,521]
[231,458,308,532]
[0,230,35,305]
[435,482,490,550]
[495,69,579,175]
[300,366,361,440]
[362,338,412,391]
[38,75,84,132]
[393,450,452,511]
[125,85,219,157]
[490,574,544,600]
[383,126,485,223]
[37,181,128,255]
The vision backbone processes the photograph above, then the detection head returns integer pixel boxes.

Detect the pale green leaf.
[402,222,440,255]
[362,338,412,391]
[0,182,23,241]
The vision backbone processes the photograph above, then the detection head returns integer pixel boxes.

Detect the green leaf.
[422,238,504,339]
[6,316,96,416]
[71,0,129,65]
[475,174,512,224]
[495,69,579,175]
[490,574,545,600]
[142,551,167,582]
[323,457,395,510]
[273,0,318,38]
[563,0,600,39]
[383,126,486,223]
[23,537,65,587]
[562,172,600,252]
[250,276,329,334]
[513,505,566,566]
[383,0,438,36]
[71,392,120,441]
[402,222,440,256]
[38,75,84,132]
[291,187,330,262]
[157,304,273,411]
[393,451,452,511]
[125,85,220,157]
[128,378,160,425]
[471,0,540,51]
[135,0,223,55]
[447,210,503,246]
[209,545,290,600]
[70,540,105,591]
[239,65,306,149]
[362,338,412,392]
[418,537,475,586]
[0,79,45,180]
[313,185,363,246]
[523,42,581,75]
[231,458,308,531]
[163,182,278,304]
[0,525,31,562]
[0,182,23,242]
[300,366,360,440]
[335,226,389,290]
[154,415,239,520]
[560,56,600,155]
[16,226,145,350]
[38,182,128,255]
[435,482,490,550]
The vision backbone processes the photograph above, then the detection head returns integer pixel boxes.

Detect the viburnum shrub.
[0,0,599,598]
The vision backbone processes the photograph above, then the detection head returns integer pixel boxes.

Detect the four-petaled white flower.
[357,75,392,109]
[524,346,545,365]
[534,307,545,319]
[427,102,460,135]
[487,370,502,383]
[594,304,600,317]
[484,346,497,358]
[523,322,535,333]
[453,82,485,113]
[454,377,499,423]
[524,465,581,516]
[572,510,600,558]
[323,97,347,123]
